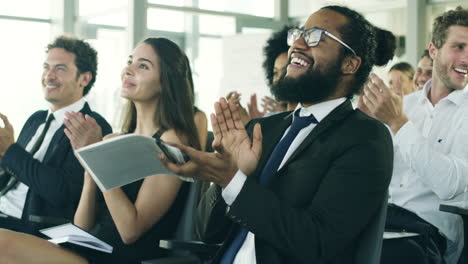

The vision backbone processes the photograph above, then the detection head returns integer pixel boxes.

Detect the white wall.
[219,33,272,108]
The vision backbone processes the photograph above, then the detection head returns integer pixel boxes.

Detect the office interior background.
[0,0,465,133]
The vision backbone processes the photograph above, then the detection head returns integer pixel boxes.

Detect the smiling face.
[430,25,468,92]
[413,56,433,90]
[273,9,349,105]
[121,43,161,103]
[285,9,348,81]
[42,48,86,111]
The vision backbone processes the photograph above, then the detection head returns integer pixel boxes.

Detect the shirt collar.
[418,79,468,106]
[47,98,86,125]
[417,79,432,104]
[294,97,346,122]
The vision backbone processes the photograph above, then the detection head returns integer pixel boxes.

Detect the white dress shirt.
[0,98,86,218]
[222,98,346,264]
[389,80,468,263]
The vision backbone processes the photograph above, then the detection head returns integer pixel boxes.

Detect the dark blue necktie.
[220,110,318,264]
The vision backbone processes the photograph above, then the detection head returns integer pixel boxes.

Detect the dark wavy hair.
[262,25,296,88]
[121,38,201,150]
[321,6,396,97]
[46,35,98,96]
[432,6,468,49]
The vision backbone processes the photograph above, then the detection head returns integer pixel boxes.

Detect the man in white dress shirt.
[362,6,468,264]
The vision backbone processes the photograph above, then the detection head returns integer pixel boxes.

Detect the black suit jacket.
[196,100,393,263]
[0,102,112,225]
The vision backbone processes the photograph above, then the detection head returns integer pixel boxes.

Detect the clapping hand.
[161,98,263,188]
[261,95,287,113]
[226,91,251,125]
[362,73,408,134]
[247,93,266,119]
[0,113,15,158]
[64,112,103,150]
[212,98,262,177]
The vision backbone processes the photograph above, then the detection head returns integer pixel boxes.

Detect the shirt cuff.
[222,170,247,206]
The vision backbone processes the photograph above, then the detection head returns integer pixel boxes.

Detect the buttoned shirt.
[222,98,346,264]
[389,80,468,262]
[0,98,86,218]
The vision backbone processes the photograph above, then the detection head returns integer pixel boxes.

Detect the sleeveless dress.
[69,131,189,263]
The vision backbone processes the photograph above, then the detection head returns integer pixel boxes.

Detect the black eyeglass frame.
[287,27,357,56]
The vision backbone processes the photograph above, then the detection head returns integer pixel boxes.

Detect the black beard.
[272,63,342,105]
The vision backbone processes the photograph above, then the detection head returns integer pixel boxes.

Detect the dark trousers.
[381,204,447,264]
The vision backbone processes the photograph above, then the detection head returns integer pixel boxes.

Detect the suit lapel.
[43,102,91,162]
[254,113,293,174]
[279,100,354,170]
[17,112,48,148]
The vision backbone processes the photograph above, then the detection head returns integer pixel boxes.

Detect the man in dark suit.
[163,5,395,263]
[0,36,112,233]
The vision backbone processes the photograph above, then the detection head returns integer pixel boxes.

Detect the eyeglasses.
[287,27,356,56]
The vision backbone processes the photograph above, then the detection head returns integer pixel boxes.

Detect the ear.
[341,55,361,75]
[428,42,438,60]
[79,72,92,88]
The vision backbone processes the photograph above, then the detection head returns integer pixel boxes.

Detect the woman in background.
[388,62,415,95]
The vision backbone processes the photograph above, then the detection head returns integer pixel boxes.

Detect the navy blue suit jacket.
[0,102,112,224]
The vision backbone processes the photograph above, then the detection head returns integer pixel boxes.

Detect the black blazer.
[0,103,112,224]
[196,100,394,263]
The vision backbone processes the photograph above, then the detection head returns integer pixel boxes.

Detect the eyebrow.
[128,55,154,66]
[43,62,68,68]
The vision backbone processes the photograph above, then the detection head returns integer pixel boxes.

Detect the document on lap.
[75,133,192,192]
[40,223,113,253]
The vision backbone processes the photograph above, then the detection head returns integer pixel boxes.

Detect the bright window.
[0,20,51,134]
[0,0,51,19]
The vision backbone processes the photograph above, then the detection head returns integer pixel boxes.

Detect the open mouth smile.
[454,67,467,76]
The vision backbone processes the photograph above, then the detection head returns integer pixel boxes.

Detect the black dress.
[70,132,190,263]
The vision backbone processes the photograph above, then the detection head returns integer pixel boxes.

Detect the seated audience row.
[0,4,465,264]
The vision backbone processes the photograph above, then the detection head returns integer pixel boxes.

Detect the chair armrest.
[28,215,70,226]
[159,240,221,255]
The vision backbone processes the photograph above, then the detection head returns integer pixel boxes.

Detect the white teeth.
[454,68,467,74]
[291,57,310,67]
[46,85,58,89]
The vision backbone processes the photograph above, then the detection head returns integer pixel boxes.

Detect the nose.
[288,34,308,59]
[43,68,56,81]
[123,65,133,76]
[290,34,308,51]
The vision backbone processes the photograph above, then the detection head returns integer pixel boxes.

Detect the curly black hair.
[262,25,296,88]
[46,35,98,96]
[321,6,396,97]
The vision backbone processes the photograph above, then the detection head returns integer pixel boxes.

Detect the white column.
[128,0,148,50]
[406,0,427,66]
[50,0,78,37]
